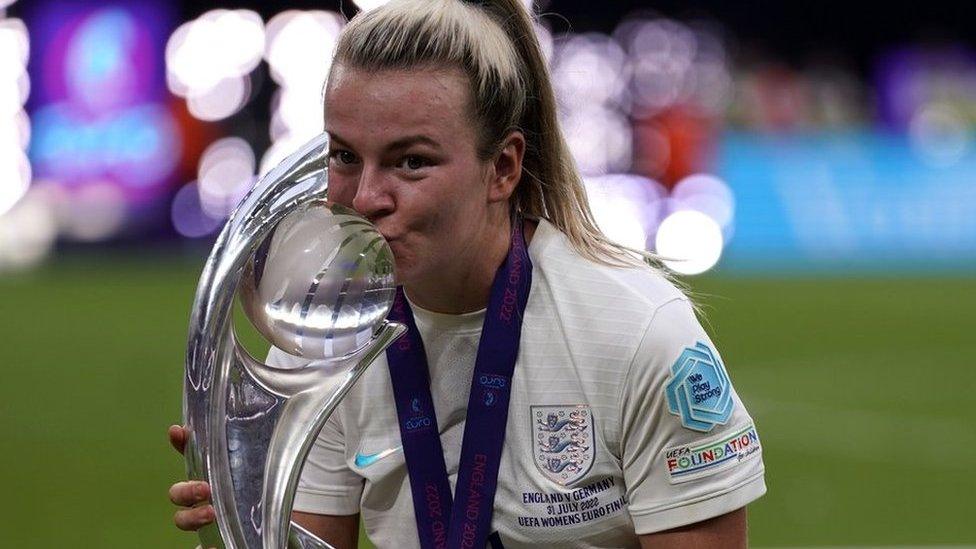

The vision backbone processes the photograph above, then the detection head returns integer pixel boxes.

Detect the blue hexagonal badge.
[665,342,734,432]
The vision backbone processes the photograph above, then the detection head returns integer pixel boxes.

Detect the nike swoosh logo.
[355,424,451,468]
[354,446,403,468]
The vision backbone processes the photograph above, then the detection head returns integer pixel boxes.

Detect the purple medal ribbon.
[386,218,532,549]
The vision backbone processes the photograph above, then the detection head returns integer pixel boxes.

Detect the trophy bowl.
[240,203,397,361]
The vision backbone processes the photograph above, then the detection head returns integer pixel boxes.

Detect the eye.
[399,155,430,171]
[328,149,358,165]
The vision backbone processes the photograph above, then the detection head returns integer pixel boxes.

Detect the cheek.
[327,174,357,207]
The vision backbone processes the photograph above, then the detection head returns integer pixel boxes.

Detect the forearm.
[638,507,747,549]
[292,511,360,549]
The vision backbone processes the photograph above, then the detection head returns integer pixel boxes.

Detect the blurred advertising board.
[718,130,976,273]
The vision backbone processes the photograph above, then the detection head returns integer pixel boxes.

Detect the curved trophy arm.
[256,322,406,548]
[184,132,400,549]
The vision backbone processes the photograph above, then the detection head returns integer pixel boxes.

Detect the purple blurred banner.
[26,1,181,238]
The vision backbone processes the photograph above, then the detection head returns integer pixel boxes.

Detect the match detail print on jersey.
[665,341,734,432]
[531,405,595,485]
[662,422,762,484]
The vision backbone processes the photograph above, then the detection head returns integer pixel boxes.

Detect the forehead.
[324,65,475,144]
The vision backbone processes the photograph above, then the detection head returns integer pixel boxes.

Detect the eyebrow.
[386,135,442,152]
[328,132,442,153]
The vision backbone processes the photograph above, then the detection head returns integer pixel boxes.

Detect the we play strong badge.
[665,341,735,432]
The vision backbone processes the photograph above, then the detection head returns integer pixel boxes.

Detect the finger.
[174,505,215,531]
[169,481,211,506]
[169,425,187,453]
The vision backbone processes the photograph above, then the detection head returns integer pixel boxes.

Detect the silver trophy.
[183,132,405,549]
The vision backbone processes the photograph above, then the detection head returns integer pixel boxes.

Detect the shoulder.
[528,219,688,320]
[523,220,698,396]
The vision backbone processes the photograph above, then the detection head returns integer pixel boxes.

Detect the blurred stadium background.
[1,0,974,546]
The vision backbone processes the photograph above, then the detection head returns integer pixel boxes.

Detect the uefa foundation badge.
[663,423,762,484]
[665,341,734,432]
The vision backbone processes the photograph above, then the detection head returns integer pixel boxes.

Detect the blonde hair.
[331,0,660,268]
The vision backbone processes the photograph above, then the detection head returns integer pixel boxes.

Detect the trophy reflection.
[183,133,405,549]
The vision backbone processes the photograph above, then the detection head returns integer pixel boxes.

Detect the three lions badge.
[531,405,594,485]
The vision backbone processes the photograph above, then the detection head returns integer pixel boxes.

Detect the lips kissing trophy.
[183,133,406,549]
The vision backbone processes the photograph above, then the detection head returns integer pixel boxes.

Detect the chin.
[392,258,436,290]
[389,240,439,289]
[393,266,421,288]
[391,255,416,287]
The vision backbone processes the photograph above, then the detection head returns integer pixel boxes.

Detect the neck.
[405,216,533,315]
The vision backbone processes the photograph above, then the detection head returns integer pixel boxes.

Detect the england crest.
[531,405,594,485]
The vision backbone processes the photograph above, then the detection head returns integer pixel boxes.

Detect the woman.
[169,0,766,547]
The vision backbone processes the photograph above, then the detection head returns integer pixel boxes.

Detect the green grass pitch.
[1,257,972,547]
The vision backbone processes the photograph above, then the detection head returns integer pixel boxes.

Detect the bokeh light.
[56,182,128,242]
[263,10,342,174]
[274,85,325,143]
[166,9,264,101]
[552,33,630,111]
[186,75,251,122]
[171,182,224,238]
[670,173,735,237]
[260,135,305,176]
[0,18,29,80]
[0,146,31,216]
[0,70,29,117]
[615,17,732,117]
[197,137,256,219]
[685,56,734,115]
[908,103,971,167]
[1,108,30,151]
[0,187,57,271]
[561,104,632,176]
[265,10,342,90]
[621,18,697,112]
[585,174,668,250]
[0,18,29,122]
[655,210,725,275]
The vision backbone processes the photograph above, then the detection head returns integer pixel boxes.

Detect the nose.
[350,166,395,221]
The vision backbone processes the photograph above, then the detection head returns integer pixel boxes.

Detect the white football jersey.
[271,219,766,548]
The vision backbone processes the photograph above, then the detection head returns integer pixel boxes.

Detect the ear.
[486,131,526,204]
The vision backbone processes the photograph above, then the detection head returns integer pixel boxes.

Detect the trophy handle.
[241,321,407,549]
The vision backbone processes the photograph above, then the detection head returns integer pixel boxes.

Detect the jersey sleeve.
[619,298,766,534]
[265,347,364,516]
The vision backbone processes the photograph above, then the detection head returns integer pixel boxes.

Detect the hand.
[168,425,215,531]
